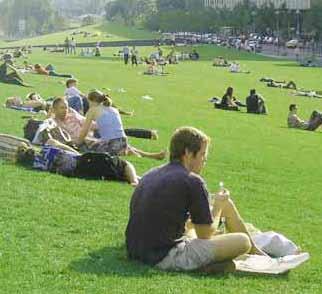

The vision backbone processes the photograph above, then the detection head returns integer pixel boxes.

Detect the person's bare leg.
[126,147,142,158]
[198,233,251,274]
[212,197,265,255]
[130,146,166,160]
[124,161,139,186]
[210,233,251,262]
[46,139,79,154]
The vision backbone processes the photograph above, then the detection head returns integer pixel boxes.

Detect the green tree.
[0,0,61,38]
[303,0,322,41]
[156,0,185,12]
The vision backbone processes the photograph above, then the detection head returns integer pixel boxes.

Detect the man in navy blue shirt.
[126,127,262,273]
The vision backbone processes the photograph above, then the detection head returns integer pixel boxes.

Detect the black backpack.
[23,118,43,142]
[75,152,126,181]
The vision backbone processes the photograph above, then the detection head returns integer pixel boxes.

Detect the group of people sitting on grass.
[79,47,101,57]
[5,78,86,115]
[3,83,166,186]
[0,54,74,87]
[211,87,267,114]
[144,58,168,76]
[3,126,303,274]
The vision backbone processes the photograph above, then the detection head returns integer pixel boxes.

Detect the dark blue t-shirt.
[125,162,213,265]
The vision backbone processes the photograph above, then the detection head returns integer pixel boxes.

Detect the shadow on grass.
[69,245,153,277]
[280,126,322,135]
[70,245,289,280]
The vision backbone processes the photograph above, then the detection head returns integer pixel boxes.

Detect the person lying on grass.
[259,77,286,83]
[15,141,139,186]
[267,80,297,90]
[5,93,48,113]
[290,89,322,99]
[33,64,73,78]
[76,90,166,159]
[288,104,322,131]
[126,127,265,274]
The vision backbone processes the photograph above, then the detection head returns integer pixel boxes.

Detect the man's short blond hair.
[169,127,210,162]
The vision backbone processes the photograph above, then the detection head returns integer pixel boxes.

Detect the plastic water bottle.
[219,181,225,192]
[220,217,226,234]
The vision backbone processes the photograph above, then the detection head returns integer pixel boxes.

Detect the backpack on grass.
[23,118,44,142]
[75,152,126,181]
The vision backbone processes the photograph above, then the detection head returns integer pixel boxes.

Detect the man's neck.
[55,116,66,123]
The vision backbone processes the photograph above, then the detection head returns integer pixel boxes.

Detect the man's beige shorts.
[156,238,216,271]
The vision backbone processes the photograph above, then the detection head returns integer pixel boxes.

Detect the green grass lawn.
[1,44,322,293]
[0,21,160,48]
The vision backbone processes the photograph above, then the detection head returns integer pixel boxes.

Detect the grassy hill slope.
[0,45,321,293]
[0,21,160,48]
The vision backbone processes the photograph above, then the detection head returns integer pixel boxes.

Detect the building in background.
[204,0,311,10]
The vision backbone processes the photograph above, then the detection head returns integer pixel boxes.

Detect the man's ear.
[184,148,193,159]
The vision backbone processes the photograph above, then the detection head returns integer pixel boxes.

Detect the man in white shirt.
[123,46,130,65]
[70,38,76,55]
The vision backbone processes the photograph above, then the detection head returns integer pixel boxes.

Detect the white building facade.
[204,0,311,10]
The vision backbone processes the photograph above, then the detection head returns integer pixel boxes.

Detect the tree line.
[0,0,65,39]
[0,0,107,39]
[105,0,322,41]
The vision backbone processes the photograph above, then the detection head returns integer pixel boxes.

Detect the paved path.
[259,44,322,61]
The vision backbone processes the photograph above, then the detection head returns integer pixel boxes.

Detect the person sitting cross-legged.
[217,87,246,111]
[126,127,264,274]
[287,104,322,131]
[246,89,267,114]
